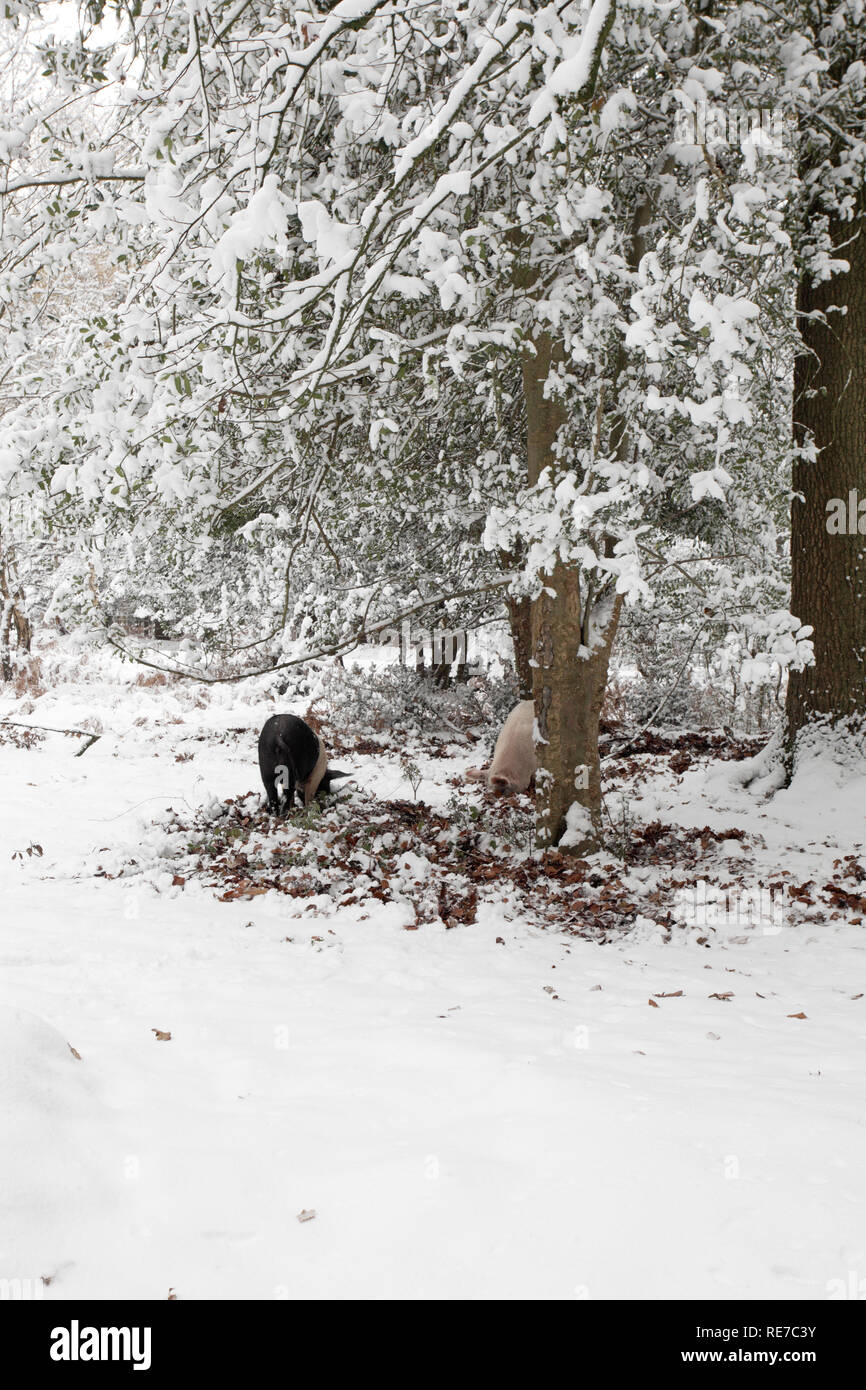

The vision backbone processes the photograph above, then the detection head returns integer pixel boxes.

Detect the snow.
[690,466,733,502]
[599,90,637,135]
[210,175,291,294]
[529,0,615,129]
[391,11,528,188]
[1,642,865,1299]
[559,800,593,848]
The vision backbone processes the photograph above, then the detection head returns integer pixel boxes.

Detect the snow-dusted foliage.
[0,1,857,689]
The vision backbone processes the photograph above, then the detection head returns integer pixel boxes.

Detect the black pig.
[258,714,350,815]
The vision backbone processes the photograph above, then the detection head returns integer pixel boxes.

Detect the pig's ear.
[465,768,487,782]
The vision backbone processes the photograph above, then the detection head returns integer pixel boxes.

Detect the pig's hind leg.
[261,768,282,816]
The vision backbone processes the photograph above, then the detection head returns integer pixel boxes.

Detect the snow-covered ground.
[1,642,865,1300]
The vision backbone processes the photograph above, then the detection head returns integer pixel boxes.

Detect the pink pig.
[466,700,536,794]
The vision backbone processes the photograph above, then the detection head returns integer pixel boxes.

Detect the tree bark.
[522,332,623,850]
[786,203,866,761]
[531,564,622,850]
[505,592,533,697]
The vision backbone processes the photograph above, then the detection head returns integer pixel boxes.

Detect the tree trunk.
[531,568,622,851]
[508,2,623,849]
[0,530,32,682]
[505,593,533,697]
[523,331,623,851]
[786,203,866,763]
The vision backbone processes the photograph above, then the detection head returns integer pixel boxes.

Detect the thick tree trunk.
[516,125,674,850]
[531,568,622,851]
[522,331,622,850]
[786,204,866,762]
[494,3,621,850]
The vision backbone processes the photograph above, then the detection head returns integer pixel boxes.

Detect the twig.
[0,718,102,755]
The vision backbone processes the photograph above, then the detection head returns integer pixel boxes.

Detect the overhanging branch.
[106,576,516,685]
